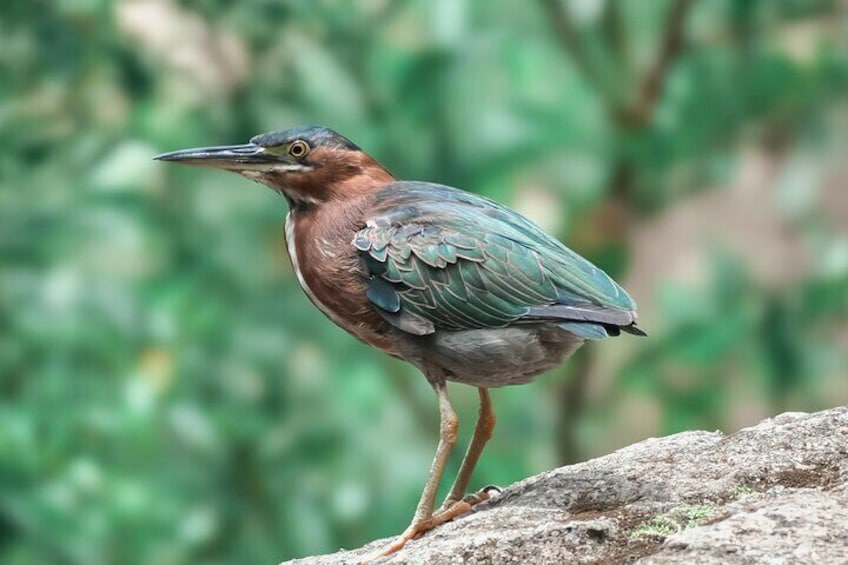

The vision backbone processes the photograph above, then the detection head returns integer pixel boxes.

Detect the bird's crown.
[250,125,360,151]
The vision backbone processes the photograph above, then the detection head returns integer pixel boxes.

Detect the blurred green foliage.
[1,0,847,562]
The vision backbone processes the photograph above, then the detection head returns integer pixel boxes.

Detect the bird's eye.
[288,140,309,159]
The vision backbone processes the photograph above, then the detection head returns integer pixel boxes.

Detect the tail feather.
[621,322,647,337]
[558,321,647,340]
[558,322,611,340]
[525,303,635,326]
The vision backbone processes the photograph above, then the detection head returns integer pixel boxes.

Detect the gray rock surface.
[282,407,848,564]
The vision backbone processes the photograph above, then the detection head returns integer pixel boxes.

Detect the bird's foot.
[437,484,502,515]
[357,518,435,564]
[358,486,503,563]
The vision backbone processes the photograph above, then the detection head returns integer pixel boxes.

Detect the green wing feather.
[353,182,640,337]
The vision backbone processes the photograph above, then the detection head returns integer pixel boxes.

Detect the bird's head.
[154,125,394,207]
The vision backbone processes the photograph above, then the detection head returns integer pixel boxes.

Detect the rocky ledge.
[283,406,848,564]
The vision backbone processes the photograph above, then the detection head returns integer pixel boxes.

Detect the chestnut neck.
[277,148,395,211]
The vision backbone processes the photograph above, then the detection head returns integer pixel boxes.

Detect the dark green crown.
[250,125,360,151]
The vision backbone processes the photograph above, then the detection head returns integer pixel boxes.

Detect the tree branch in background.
[537,0,619,108]
[554,347,592,464]
[601,0,629,76]
[539,0,694,130]
[540,0,696,464]
[617,0,695,128]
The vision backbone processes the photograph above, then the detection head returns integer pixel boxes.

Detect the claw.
[357,519,435,564]
[463,484,502,505]
[439,484,503,513]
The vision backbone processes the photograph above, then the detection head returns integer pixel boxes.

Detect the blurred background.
[2,0,847,562]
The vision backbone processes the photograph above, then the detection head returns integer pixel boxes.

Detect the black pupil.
[292,143,304,156]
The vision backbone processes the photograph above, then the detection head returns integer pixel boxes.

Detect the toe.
[360,518,436,562]
[463,484,502,505]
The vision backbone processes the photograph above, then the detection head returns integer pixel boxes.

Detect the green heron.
[156,125,644,556]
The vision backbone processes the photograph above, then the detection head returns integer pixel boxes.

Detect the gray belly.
[408,325,584,387]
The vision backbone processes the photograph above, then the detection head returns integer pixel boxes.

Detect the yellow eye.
[288,140,309,158]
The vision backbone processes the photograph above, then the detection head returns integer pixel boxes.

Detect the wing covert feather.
[354,181,639,336]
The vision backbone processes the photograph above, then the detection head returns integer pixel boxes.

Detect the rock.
[282,407,848,564]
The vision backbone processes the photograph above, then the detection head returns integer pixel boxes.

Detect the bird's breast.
[284,212,345,327]
[284,207,398,354]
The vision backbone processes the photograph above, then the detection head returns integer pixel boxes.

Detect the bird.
[155,125,645,557]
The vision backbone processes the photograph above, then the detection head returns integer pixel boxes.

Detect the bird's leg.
[435,388,497,519]
[372,381,458,558]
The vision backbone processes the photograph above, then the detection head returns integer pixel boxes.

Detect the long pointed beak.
[154,143,277,168]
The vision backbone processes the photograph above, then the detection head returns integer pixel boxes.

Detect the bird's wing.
[353,181,642,338]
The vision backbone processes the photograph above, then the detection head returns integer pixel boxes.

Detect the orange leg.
[439,387,496,512]
[364,381,458,561]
